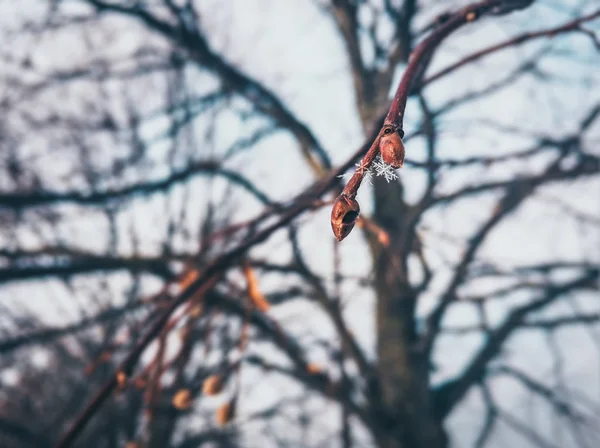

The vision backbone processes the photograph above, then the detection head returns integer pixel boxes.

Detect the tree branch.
[0,160,276,209]
[434,268,599,419]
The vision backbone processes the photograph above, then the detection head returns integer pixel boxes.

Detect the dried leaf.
[180,269,199,290]
[216,399,236,426]
[189,304,203,318]
[202,374,224,396]
[116,371,127,389]
[306,363,322,375]
[242,264,270,312]
[172,389,193,410]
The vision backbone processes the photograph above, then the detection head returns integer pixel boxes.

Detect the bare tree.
[0,0,598,447]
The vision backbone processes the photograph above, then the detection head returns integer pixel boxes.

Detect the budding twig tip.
[331,194,360,241]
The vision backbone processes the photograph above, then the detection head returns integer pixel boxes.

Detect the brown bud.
[331,194,360,242]
[379,130,405,168]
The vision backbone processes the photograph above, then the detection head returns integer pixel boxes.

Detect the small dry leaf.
[359,217,390,247]
[377,229,390,246]
[306,363,322,375]
[466,11,476,21]
[242,264,270,312]
[179,269,199,290]
[216,400,236,426]
[116,371,127,388]
[202,374,224,396]
[189,304,203,318]
[172,389,193,410]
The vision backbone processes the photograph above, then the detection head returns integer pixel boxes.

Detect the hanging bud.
[379,128,405,169]
[331,194,360,242]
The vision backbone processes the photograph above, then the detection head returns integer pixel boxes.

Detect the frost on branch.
[338,155,398,185]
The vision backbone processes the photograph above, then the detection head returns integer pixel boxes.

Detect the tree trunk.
[370,176,447,448]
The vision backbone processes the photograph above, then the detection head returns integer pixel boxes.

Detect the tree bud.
[379,130,405,168]
[331,194,360,242]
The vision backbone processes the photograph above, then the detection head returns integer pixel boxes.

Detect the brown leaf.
[189,304,203,318]
[172,389,193,410]
[202,374,224,396]
[116,371,127,389]
[306,363,322,375]
[242,264,270,312]
[216,399,236,426]
[179,269,199,290]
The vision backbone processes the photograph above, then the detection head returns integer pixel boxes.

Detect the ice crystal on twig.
[372,155,399,182]
[339,156,398,185]
[338,161,374,185]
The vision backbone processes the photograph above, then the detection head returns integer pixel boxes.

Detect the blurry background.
[0,0,598,447]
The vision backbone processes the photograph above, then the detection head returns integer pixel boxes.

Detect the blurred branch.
[84,0,331,173]
[54,127,380,446]
[434,268,599,418]
[432,150,599,205]
[422,151,581,354]
[0,252,175,284]
[423,8,600,87]
[443,313,600,335]
[0,160,276,209]
[490,365,592,426]
[0,300,151,354]
[0,418,50,448]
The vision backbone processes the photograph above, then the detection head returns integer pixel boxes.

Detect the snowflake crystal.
[338,156,398,185]
[372,156,399,182]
